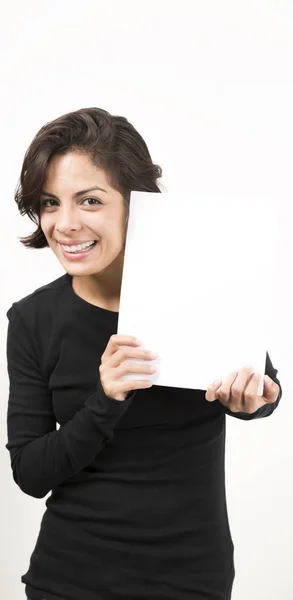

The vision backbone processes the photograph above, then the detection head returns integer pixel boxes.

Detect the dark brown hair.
[15,107,162,248]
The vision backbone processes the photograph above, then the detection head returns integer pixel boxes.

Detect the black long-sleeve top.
[5,273,282,600]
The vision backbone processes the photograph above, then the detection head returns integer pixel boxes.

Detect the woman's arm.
[5,304,135,499]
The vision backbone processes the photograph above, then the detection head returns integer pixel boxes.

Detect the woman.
[6,107,282,600]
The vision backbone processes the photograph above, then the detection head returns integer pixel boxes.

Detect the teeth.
[62,241,95,253]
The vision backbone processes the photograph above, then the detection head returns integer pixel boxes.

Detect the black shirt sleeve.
[5,304,136,499]
[223,350,282,420]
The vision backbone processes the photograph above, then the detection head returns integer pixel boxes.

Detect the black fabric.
[6,273,282,600]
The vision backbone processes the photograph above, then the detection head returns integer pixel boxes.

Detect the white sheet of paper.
[117,192,278,395]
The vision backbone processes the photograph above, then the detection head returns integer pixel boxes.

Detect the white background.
[0,1,292,598]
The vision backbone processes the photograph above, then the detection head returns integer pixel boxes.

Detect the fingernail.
[265,375,272,386]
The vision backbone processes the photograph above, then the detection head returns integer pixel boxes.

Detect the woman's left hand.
[205,365,280,413]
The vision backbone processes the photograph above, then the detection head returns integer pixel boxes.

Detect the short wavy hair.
[14,107,162,248]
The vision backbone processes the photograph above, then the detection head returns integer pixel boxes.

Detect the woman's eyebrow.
[40,186,108,199]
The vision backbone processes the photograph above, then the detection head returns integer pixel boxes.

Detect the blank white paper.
[117,191,278,394]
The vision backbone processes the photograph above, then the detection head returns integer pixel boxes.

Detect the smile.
[61,241,96,253]
[59,241,98,260]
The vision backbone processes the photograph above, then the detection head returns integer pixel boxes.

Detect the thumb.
[263,375,277,403]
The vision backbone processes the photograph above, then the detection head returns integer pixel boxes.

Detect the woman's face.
[40,151,128,278]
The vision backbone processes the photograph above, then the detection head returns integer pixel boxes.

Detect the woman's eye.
[40,199,56,208]
[82,197,102,206]
[40,197,102,208]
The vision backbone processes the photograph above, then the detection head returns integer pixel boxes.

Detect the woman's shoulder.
[6,273,69,323]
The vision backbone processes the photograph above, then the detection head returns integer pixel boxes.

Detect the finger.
[117,360,156,377]
[242,371,263,413]
[263,376,280,404]
[224,366,254,411]
[205,379,223,401]
[102,335,141,361]
[104,347,155,369]
[211,370,239,405]
[220,366,254,411]
[206,374,232,402]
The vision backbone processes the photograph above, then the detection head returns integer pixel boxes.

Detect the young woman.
[6,107,282,600]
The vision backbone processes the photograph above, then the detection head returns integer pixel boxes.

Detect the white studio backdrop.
[0,1,292,598]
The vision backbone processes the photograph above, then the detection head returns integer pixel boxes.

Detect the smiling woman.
[15,107,162,250]
[6,107,282,600]
[14,107,162,308]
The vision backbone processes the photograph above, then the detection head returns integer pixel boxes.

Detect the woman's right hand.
[99,334,157,401]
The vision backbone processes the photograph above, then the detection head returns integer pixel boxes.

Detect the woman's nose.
[55,208,82,232]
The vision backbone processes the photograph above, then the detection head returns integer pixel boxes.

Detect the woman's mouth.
[59,241,98,260]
